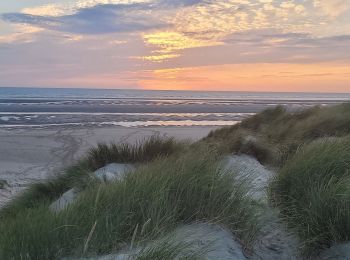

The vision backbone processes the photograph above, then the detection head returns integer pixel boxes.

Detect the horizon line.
[1,86,350,95]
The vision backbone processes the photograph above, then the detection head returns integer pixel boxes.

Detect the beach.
[0,125,216,207]
[1,88,349,208]
[1,101,349,259]
[2,88,349,129]
[1,0,350,255]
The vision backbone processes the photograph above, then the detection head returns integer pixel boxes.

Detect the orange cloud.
[142,31,222,61]
[139,63,350,92]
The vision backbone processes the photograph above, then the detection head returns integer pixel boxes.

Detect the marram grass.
[87,135,186,170]
[0,135,184,218]
[269,136,350,253]
[3,104,349,259]
[0,147,261,259]
[205,103,350,165]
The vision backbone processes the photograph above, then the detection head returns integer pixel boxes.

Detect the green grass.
[0,136,184,219]
[269,136,350,253]
[0,161,92,219]
[205,103,350,165]
[204,103,350,254]
[0,146,261,259]
[87,135,185,170]
[3,104,349,259]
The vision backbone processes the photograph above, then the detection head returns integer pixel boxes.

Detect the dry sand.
[0,126,216,207]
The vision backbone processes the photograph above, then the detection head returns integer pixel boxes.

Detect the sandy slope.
[223,155,301,259]
[0,126,216,208]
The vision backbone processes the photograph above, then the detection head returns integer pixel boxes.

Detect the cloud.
[0,24,44,44]
[0,30,147,87]
[314,0,350,17]
[22,4,67,17]
[2,3,168,34]
[1,0,206,35]
[167,0,310,45]
[158,0,204,7]
[224,29,350,49]
[139,63,350,92]
[141,31,222,61]
[156,29,350,68]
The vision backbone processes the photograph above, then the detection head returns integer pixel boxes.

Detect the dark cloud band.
[1,0,205,34]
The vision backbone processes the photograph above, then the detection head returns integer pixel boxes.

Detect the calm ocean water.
[0,87,349,128]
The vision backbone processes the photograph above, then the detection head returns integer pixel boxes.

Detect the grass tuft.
[87,135,185,170]
[0,161,92,219]
[269,136,350,253]
[204,103,350,165]
[1,136,184,219]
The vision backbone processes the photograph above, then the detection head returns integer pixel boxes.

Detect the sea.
[0,87,349,128]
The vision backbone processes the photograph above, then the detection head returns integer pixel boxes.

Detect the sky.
[0,0,350,92]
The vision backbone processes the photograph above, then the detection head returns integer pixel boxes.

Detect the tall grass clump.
[0,161,92,219]
[0,136,184,218]
[87,135,185,170]
[0,147,261,259]
[204,103,350,165]
[269,136,350,253]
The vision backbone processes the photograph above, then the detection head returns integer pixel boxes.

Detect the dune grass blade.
[87,135,185,170]
[269,136,350,253]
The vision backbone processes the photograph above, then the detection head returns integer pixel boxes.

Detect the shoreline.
[0,125,217,208]
[0,121,240,129]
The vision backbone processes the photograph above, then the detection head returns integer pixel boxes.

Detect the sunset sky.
[1,0,350,92]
